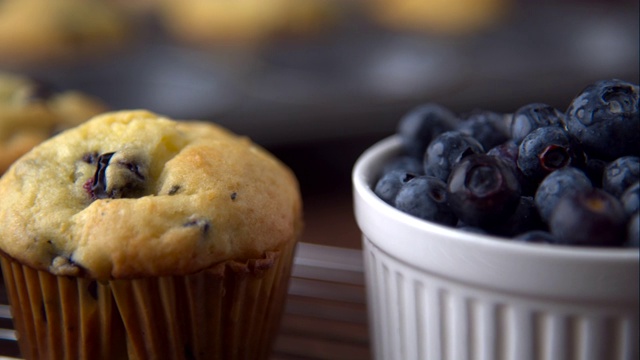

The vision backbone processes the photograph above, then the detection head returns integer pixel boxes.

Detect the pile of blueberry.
[374,79,639,247]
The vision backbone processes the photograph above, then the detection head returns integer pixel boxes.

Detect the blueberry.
[81,152,100,165]
[91,152,116,199]
[374,169,416,205]
[397,103,460,158]
[490,196,545,237]
[382,156,424,175]
[394,176,457,226]
[627,213,639,247]
[517,126,585,181]
[582,157,608,188]
[565,79,639,160]
[621,182,639,217]
[91,149,148,200]
[457,109,510,150]
[510,103,566,144]
[447,154,521,227]
[513,230,558,244]
[374,81,640,248]
[183,218,212,235]
[487,140,519,165]
[549,188,627,247]
[424,131,484,182]
[534,167,592,222]
[487,141,536,196]
[602,156,640,198]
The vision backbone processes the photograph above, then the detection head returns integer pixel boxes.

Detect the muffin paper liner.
[0,239,296,360]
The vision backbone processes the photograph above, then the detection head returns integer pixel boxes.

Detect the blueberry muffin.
[0,72,108,174]
[0,0,132,68]
[158,0,339,46]
[106,0,160,15]
[0,110,303,359]
[368,0,510,34]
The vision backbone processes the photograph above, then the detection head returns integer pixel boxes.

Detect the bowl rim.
[352,134,640,262]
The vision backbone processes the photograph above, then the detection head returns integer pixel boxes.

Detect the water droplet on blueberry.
[447,154,521,228]
[395,175,457,226]
[565,79,639,160]
[374,169,417,205]
[602,156,639,198]
[424,131,484,182]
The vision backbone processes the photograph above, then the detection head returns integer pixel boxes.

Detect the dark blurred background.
[1,1,638,358]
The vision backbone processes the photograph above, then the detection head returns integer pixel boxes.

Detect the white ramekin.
[353,135,639,360]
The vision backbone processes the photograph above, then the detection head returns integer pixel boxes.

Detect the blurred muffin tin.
[12,2,640,147]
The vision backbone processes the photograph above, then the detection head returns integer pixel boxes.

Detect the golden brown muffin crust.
[0,110,302,280]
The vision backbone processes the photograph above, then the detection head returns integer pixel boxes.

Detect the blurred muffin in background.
[106,0,160,16]
[0,0,132,69]
[368,0,510,35]
[0,72,108,174]
[157,0,341,47]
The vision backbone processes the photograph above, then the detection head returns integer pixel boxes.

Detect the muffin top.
[0,110,302,280]
[0,72,108,174]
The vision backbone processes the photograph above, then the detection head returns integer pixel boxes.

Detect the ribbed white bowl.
[353,135,639,360]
